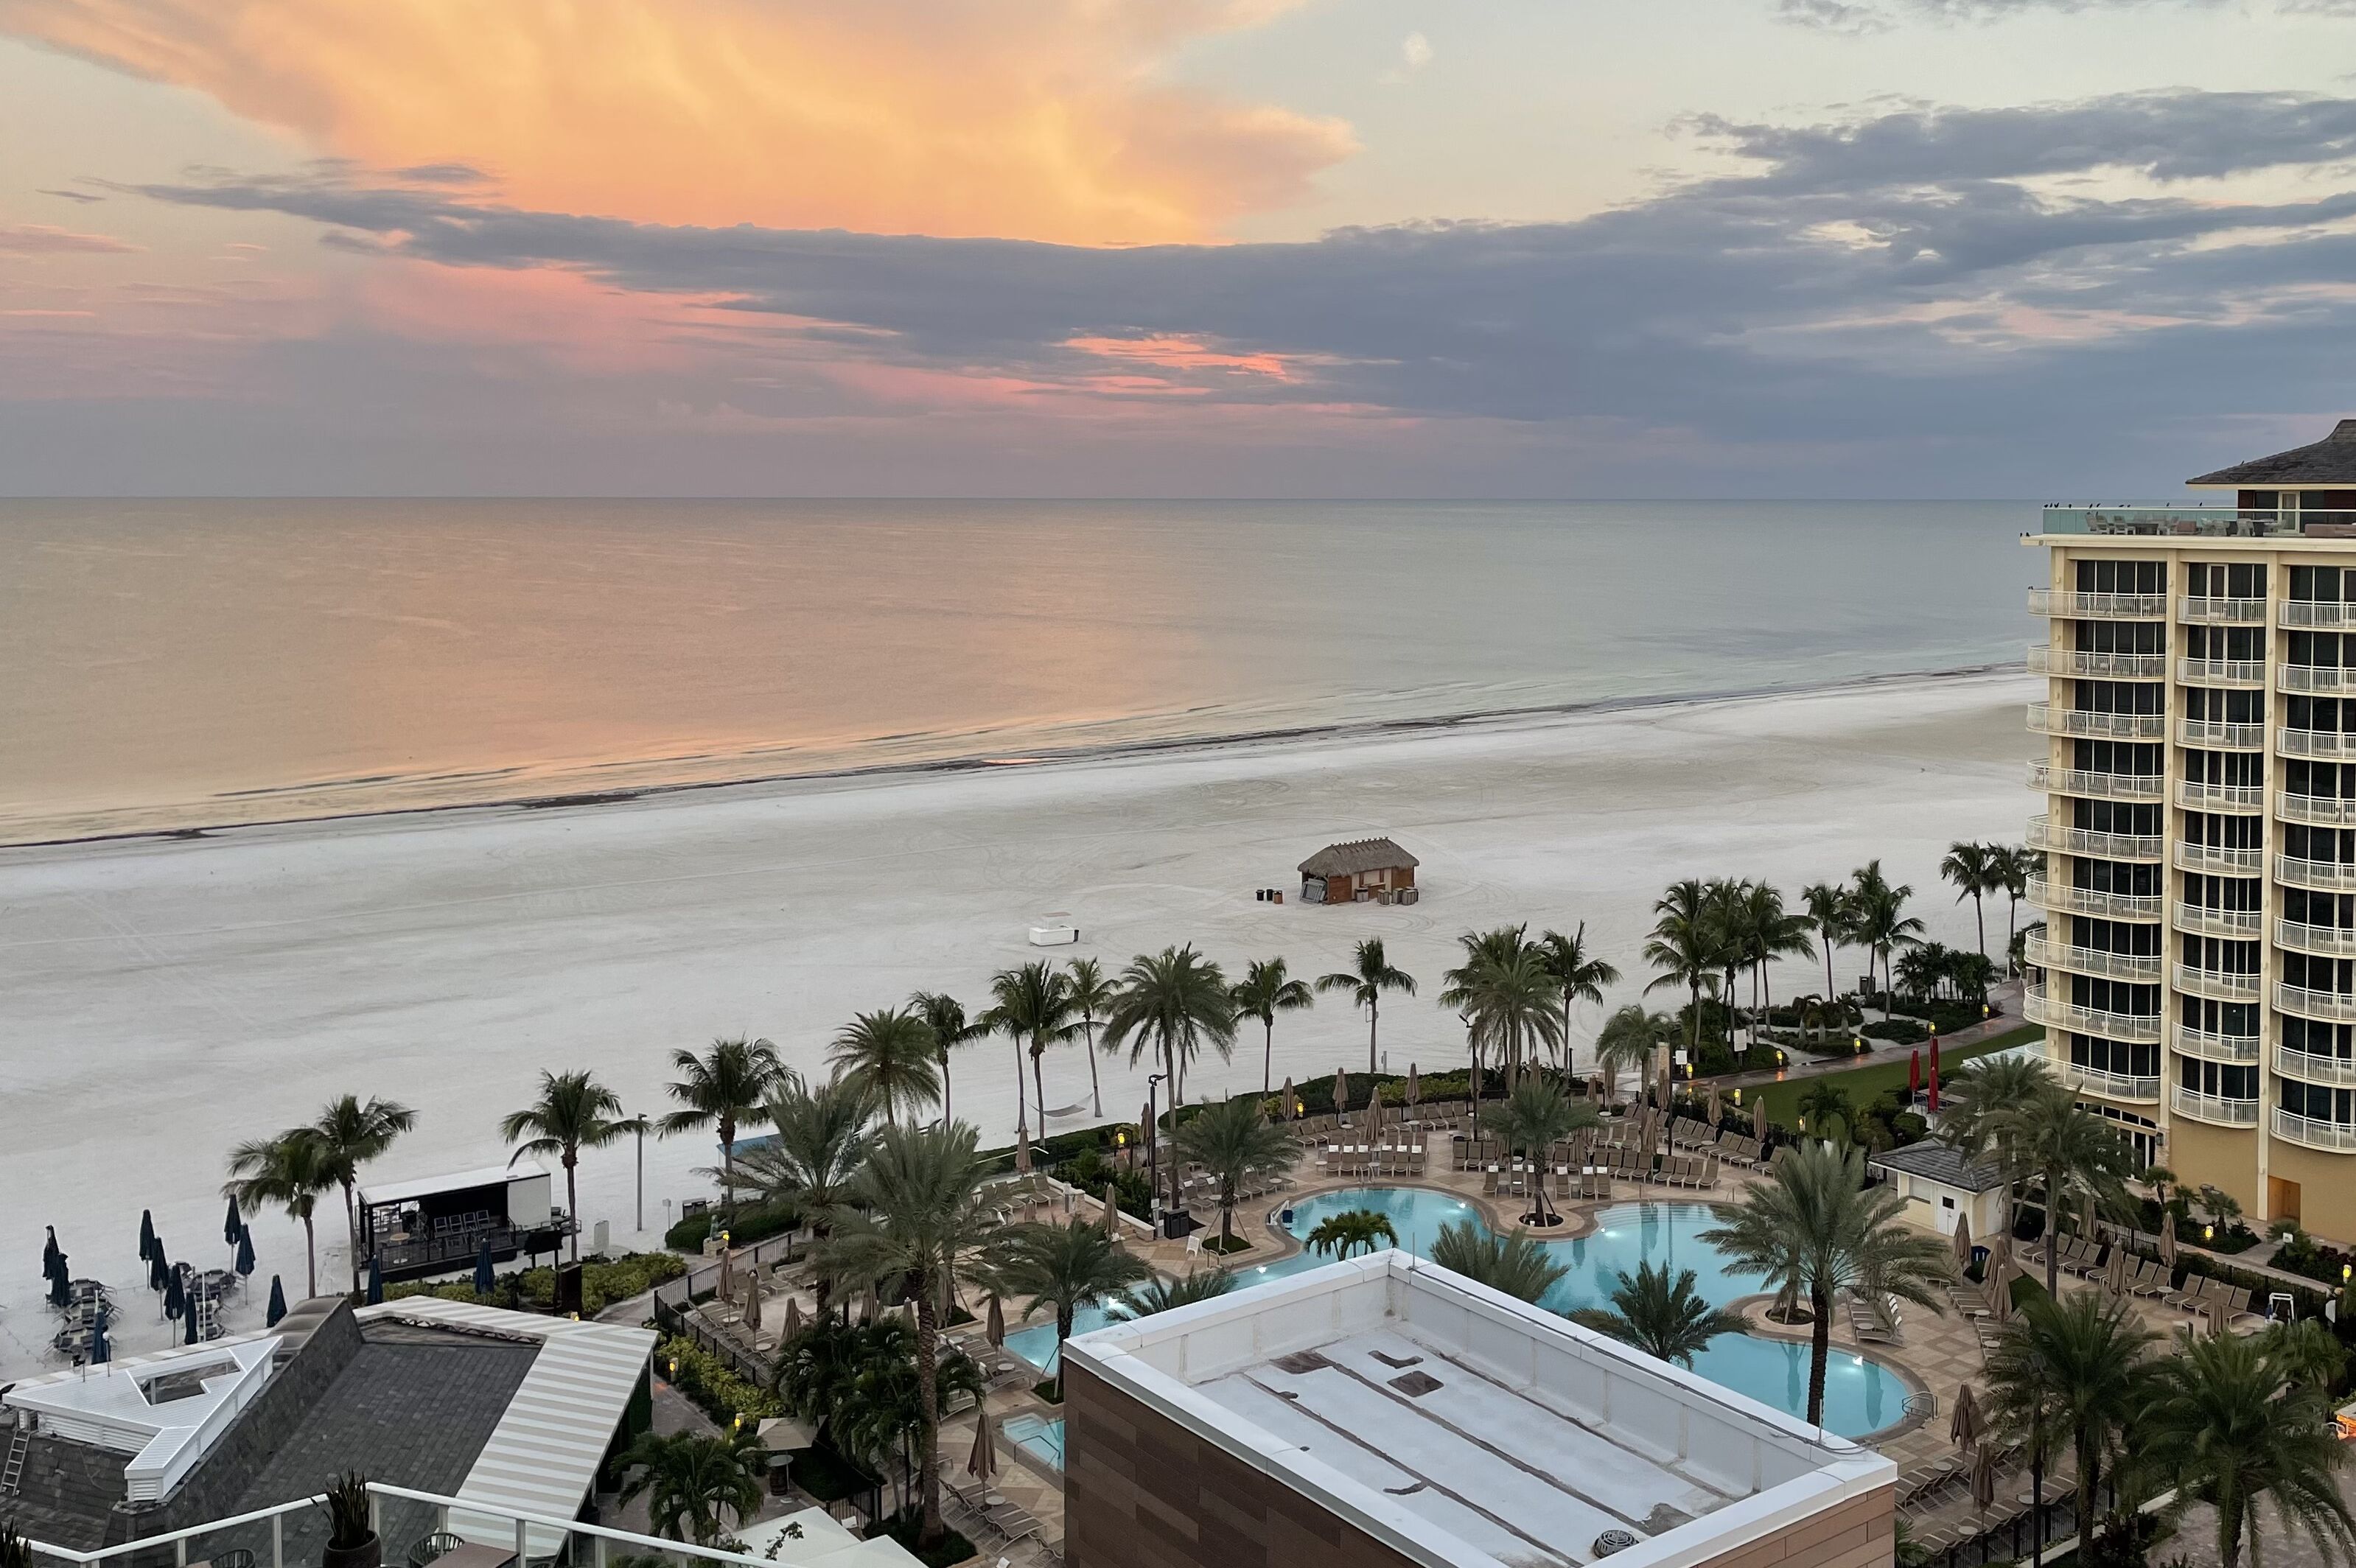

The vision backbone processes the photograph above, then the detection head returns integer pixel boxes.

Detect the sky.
[4,0,2356,497]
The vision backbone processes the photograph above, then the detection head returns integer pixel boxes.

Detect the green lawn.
[1743,1023,2044,1130]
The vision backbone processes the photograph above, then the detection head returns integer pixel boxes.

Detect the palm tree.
[2000,844,2037,975]
[982,962,1079,1163]
[500,1069,626,1262]
[828,1006,942,1127]
[1570,1262,1744,1368]
[1306,1210,1398,1259]
[1938,1052,2059,1235]
[1479,1081,1599,1227]
[908,990,981,1125]
[814,1121,998,1547]
[1102,945,1236,1214]
[615,1429,765,1545]
[1107,1267,1237,1320]
[660,1036,786,1222]
[1440,929,1565,1094]
[1538,925,1621,1074]
[2143,1327,2356,1568]
[1316,938,1417,1076]
[1172,1094,1296,1249]
[1797,1081,1858,1144]
[1593,1004,1672,1107]
[1066,956,1116,1118]
[1733,881,1815,1029]
[1705,878,1750,1049]
[1428,1220,1568,1303]
[1646,878,1724,1060]
[1699,1141,1952,1427]
[734,1071,875,1231]
[1230,958,1314,1096]
[1848,861,1926,1020]
[1801,880,1853,1007]
[1940,841,1999,959]
[1993,1089,2136,1295]
[989,1217,1151,1397]
[307,1093,419,1291]
[223,1130,333,1298]
[1982,1289,2152,1556]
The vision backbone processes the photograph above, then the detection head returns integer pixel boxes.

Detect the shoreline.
[2,659,2017,853]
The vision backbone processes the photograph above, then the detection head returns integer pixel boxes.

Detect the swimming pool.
[1004,1190,1911,1438]
[1001,1412,1065,1471]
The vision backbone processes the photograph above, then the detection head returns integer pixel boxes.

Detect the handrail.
[2281,663,2352,693]
[2177,657,2266,685]
[2178,596,2268,625]
[2028,764,2163,801]
[2027,646,2165,679]
[2273,1107,2356,1151]
[2027,704,2166,740]
[2279,791,2356,827]
[2173,1088,2259,1127]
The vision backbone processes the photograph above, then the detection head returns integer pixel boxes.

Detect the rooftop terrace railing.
[2032,505,2356,538]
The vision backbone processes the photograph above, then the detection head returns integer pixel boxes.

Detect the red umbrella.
[1909,1051,1922,1095]
[1930,1038,1941,1079]
[1927,1063,1940,1115]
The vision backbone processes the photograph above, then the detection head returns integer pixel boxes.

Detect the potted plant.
[318,1472,380,1568]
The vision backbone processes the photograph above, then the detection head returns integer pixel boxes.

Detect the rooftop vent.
[1388,1371,1444,1398]
[1593,1530,1640,1558]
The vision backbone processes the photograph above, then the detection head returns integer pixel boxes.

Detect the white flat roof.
[360,1163,547,1206]
[4,1334,279,1501]
[1063,1253,1893,1568]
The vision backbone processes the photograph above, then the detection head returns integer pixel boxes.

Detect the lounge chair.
[2162,1273,2212,1312]
[2131,1264,2177,1301]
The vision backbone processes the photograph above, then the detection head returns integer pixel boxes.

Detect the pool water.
[1004,1191,1909,1439]
[1002,1412,1065,1470]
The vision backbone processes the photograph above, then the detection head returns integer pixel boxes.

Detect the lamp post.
[620,1113,651,1236]
[1146,1074,1168,1236]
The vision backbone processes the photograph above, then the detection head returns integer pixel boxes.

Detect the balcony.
[2281,663,2352,694]
[2030,816,2162,861]
[2276,1044,2356,1088]
[2029,704,2167,741]
[2179,717,2267,749]
[2176,901,2262,938]
[2277,918,2356,958]
[2061,1062,2163,1102]
[2283,601,2356,629]
[2280,727,2356,760]
[2175,1024,2262,1063]
[2276,982,2356,1023]
[2273,1107,2356,1152]
[2032,504,2314,538]
[2177,779,2264,812]
[2175,1088,2262,1127]
[2279,792,2356,827]
[2030,763,2164,802]
[2032,878,2162,921]
[2024,934,2161,982]
[2175,962,2262,1001]
[2278,854,2356,892]
[2029,587,2168,619]
[2174,841,2263,876]
[2178,657,2268,687]
[2024,986,2161,1042]
[2028,645,2168,679]
[2180,596,2271,626]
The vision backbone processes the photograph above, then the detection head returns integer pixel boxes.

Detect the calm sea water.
[0,499,2031,843]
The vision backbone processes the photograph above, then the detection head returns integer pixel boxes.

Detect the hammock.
[1041,1100,1094,1121]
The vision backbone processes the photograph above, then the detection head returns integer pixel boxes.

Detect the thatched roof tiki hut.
[1299,838,1420,906]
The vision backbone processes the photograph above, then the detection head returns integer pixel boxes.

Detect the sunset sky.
[6,0,2356,495]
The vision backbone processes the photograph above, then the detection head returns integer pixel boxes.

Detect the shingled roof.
[1870,1141,2005,1193]
[2188,419,2356,486]
[1298,837,1418,877]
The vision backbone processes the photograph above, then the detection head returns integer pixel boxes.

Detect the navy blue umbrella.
[183,1297,200,1345]
[149,1239,170,1293]
[365,1254,383,1306]
[47,1256,70,1308]
[139,1210,155,1263]
[235,1227,256,1281]
[163,1267,186,1321]
[42,1225,61,1281]
[88,1317,109,1366]
[223,1196,243,1249]
[265,1274,287,1327]
[474,1239,495,1299]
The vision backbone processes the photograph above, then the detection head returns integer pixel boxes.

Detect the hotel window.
[2180,995,2260,1036]
[2282,1016,2355,1062]
[2077,799,2160,835]
[2182,750,2262,788]
[2180,872,2258,911]
[2285,760,2356,804]
[2180,1057,2258,1099]
[2077,559,2166,595]
[2069,975,2156,1016]
[2181,811,2259,850]
[2280,953,2355,997]
[2077,857,2161,896]
[2288,631,2356,668]
[2069,1033,2158,1079]
[2075,620,2164,654]
[2186,563,2268,599]
[2179,935,2259,975]
[2291,566,2355,603]
[2184,625,2264,661]
[2077,679,2163,715]
[2182,687,2263,724]
[2285,825,2356,866]
[2075,740,2162,775]
[2080,917,2159,956]
[2287,696,2356,735]
[2279,1079,2356,1124]
[2282,889,2356,933]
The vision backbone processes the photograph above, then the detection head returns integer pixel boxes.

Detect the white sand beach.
[0,669,2035,1374]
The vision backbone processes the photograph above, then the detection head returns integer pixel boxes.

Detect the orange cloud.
[1063,333,1294,378]
[2,0,1355,245]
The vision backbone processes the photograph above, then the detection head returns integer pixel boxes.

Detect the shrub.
[1860,1019,1929,1046]
[384,1250,687,1317]
[659,1334,783,1424]
[665,1197,803,1251]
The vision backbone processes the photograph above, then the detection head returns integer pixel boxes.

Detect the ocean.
[0,498,2032,844]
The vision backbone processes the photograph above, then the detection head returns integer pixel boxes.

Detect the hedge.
[658,1333,783,1424]
[665,1197,803,1251]
[383,1250,687,1317]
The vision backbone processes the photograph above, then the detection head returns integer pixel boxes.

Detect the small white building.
[1870,1142,2007,1242]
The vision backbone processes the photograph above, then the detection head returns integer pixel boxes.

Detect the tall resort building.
[2029,419,2356,1242]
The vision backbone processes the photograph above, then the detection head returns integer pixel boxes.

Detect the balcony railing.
[2175,1088,2262,1127]
[2278,918,2356,957]
[2180,597,2270,626]
[2284,601,2356,629]
[2175,962,2262,1001]
[2180,717,2267,749]
[2032,878,2162,921]
[2028,645,2168,679]
[2279,727,2356,760]
[2279,792,2356,827]
[2278,854,2356,892]
[2028,588,2169,619]
[2033,504,2342,539]
[2276,982,2356,1023]
[2024,986,2161,1042]
[2175,841,2263,875]
[2024,934,2161,982]
[2281,663,2352,693]
[2029,704,2167,740]
[2178,657,2268,687]
[2031,816,2163,861]
[2176,901,2262,937]
[2273,1107,2356,1152]
[2178,779,2265,812]
[2276,1045,2356,1088]
[2174,1024,2262,1063]
[2061,1062,2163,1102]
[2030,763,2165,801]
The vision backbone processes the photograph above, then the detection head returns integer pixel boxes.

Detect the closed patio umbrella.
[88,1318,109,1366]
[716,1246,734,1304]
[1988,1229,2013,1284]
[1279,1078,1295,1121]
[1103,1183,1121,1239]
[1752,1100,1769,1142]
[1406,1065,1420,1108]
[235,1226,256,1283]
[266,1274,287,1326]
[223,1195,243,1249]
[42,1224,60,1281]
[1909,1051,1921,1098]
[138,1211,155,1264]
[1988,1262,2013,1323]
[1950,1382,1983,1451]
[783,1294,804,1344]
[149,1240,169,1294]
[1971,1442,1999,1519]
[1334,1069,1349,1116]
[474,1239,496,1298]
[183,1298,200,1345]
[1926,1063,1940,1116]
[163,1267,186,1322]
[365,1255,382,1306]
[967,1407,1000,1483]
[742,1274,763,1333]
[2103,1242,2128,1297]
[2161,1215,2178,1270]
[1707,1084,1721,1127]
[1953,1212,1974,1273]
[985,1294,1005,1350]
[48,1259,70,1309]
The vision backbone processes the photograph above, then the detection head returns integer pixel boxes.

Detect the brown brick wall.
[1063,1358,1893,1568]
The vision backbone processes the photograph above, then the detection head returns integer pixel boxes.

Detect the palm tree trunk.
[1974,892,1986,958]
[1086,1021,1103,1116]
[721,1128,738,1223]
[342,1180,359,1292]
[1012,1039,1029,1149]
[303,1212,317,1298]
[1032,1046,1047,1146]
[2046,1169,2063,1297]
[1055,1306,1074,1399]
[1823,940,1836,1010]
[915,1280,945,1542]
[1264,1020,1274,1096]
[1368,996,1380,1076]
[942,1054,953,1124]
[1808,1284,1831,1427]
[565,1152,580,1264]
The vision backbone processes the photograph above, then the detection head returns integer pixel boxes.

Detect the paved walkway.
[1705,979,2028,1096]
